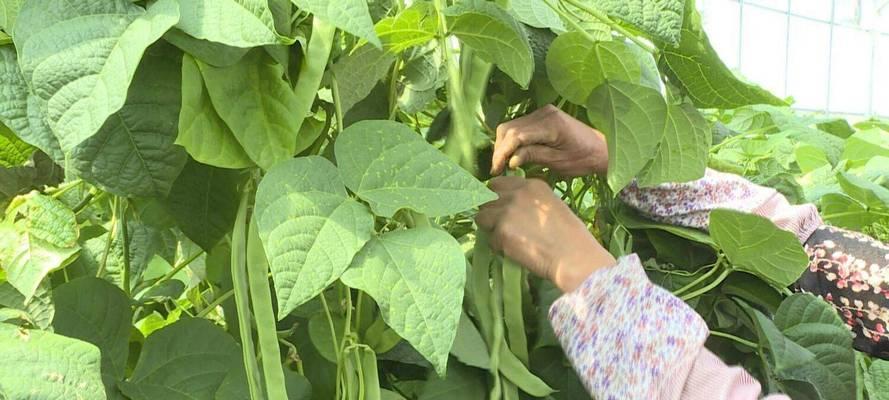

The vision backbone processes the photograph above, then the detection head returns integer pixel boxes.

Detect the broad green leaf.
[867,360,889,400]
[14,0,181,151]
[65,220,175,292]
[341,228,466,375]
[842,129,889,169]
[164,29,249,67]
[68,41,188,198]
[308,312,345,363]
[450,312,490,370]
[119,318,249,400]
[0,0,23,33]
[510,0,565,31]
[335,120,496,218]
[176,54,254,169]
[53,278,132,397]
[199,50,300,170]
[744,294,855,400]
[529,347,588,400]
[546,32,647,104]
[375,3,438,53]
[820,193,882,230]
[446,0,534,87]
[709,209,808,288]
[0,45,63,162]
[398,47,446,114]
[592,0,683,45]
[332,45,395,114]
[586,80,667,192]
[658,0,785,108]
[637,102,710,186]
[817,118,856,139]
[837,172,889,209]
[0,323,105,399]
[0,281,53,329]
[255,157,374,317]
[0,122,33,167]
[176,0,291,48]
[292,0,381,47]
[795,144,831,174]
[1,193,79,301]
[418,359,487,399]
[165,158,246,252]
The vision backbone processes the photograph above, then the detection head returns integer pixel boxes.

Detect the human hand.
[491,105,608,178]
[475,176,616,292]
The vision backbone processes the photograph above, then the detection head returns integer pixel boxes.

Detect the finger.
[475,203,505,232]
[488,231,504,253]
[508,144,558,170]
[488,176,525,193]
[492,124,556,175]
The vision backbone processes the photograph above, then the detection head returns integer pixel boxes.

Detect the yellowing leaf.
[1,193,79,301]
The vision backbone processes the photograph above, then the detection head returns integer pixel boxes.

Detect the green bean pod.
[291,18,336,148]
[231,188,264,399]
[498,342,555,397]
[502,258,529,365]
[247,218,288,400]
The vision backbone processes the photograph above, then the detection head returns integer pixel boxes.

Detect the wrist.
[550,235,616,292]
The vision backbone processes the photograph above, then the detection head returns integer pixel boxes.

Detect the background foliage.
[0,0,888,399]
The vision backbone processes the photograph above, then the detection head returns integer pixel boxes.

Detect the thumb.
[508,144,558,170]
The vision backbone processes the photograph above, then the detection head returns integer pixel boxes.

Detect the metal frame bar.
[715,0,888,118]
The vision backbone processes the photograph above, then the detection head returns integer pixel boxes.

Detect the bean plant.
[0,0,888,399]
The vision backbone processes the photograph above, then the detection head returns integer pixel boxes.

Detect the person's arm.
[484,106,797,399]
[476,176,790,399]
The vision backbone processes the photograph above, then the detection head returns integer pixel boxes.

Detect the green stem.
[709,330,758,349]
[672,255,724,296]
[150,250,205,290]
[320,293,344,400]
[387,58,402,120]
[48,179,83,199]
[542,0,598,43]
[680,267,731,301]
[330,65,345,134]
[247,219,288,400]
[353,348,366,400]
[231,187,264,400]
[96,197,119,278]
[196,289,235,318]
[71,191,95,214]
[119,198,131,296]
[562,0,658,54]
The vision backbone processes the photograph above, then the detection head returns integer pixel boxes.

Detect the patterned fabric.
[798,225,889,359]
[548,254,709,399]
[620,169,821,242]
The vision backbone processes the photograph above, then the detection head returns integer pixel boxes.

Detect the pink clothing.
[548,169,821,399]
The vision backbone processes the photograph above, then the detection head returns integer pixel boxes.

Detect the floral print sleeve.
[548,254,791,400]
[619,169,822,242]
